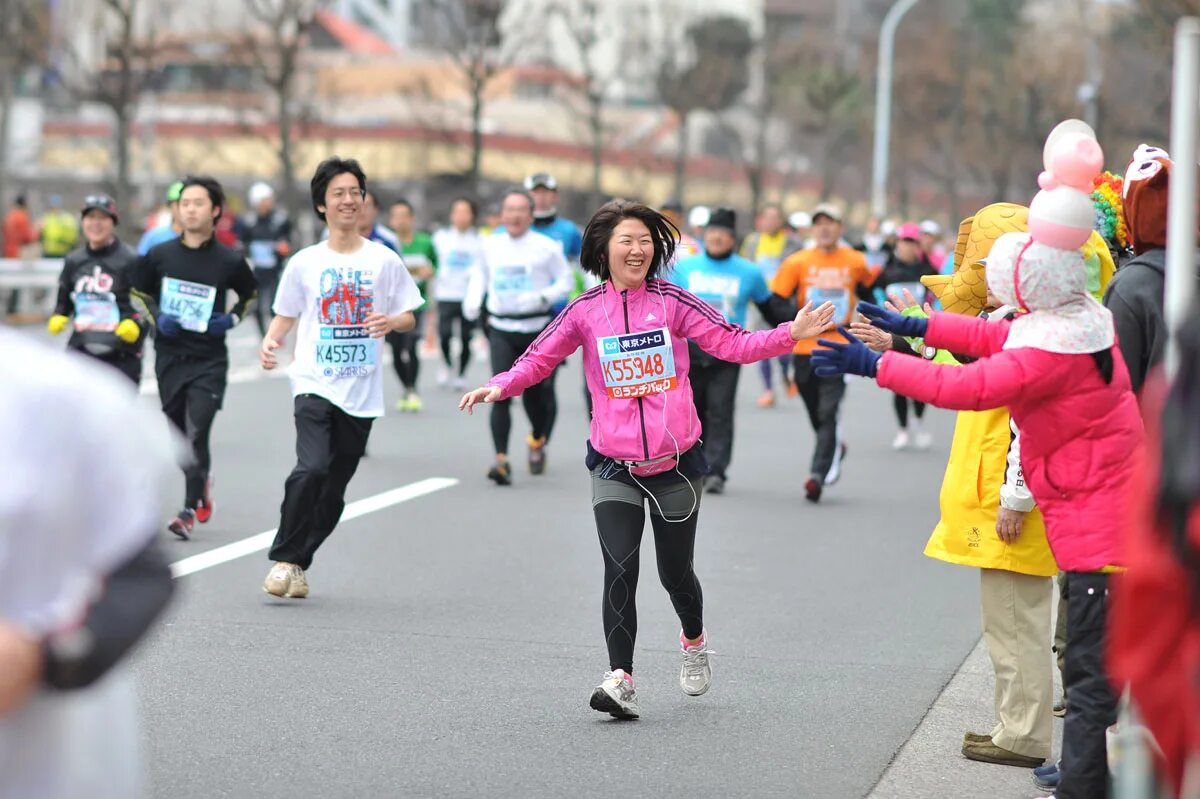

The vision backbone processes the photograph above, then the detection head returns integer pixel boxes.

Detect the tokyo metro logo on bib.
[596,327,678,399]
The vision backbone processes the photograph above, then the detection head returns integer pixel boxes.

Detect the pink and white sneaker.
[680,630,712,696]
[590,669,639,719]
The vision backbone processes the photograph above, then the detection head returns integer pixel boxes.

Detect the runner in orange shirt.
[771,203,880,502]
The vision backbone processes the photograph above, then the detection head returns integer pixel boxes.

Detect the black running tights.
[593,486,704,674]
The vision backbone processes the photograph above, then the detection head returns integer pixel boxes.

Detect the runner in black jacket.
[47,194,148,383]
[133,175,257,540]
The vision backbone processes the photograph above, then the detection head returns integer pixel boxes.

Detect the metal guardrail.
[0,257,64,317]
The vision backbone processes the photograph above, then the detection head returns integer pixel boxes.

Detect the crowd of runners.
[7,115,1200,799]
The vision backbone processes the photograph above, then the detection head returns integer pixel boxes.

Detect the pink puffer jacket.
[488,279,795,463]
[877,312,1144,571]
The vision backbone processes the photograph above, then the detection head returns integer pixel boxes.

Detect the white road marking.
[169,477,459,578]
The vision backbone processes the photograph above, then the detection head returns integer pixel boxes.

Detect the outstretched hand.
[857,301,929,339]
[811,328,882,378]
[789,301,837,342]
[459,386,502,414]
[848,315,893,353]
[883,287,934,316]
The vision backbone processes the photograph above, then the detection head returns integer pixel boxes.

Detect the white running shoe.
[892,430,911,451]
[589,670,640,719]
[451,375,467,391]
[914,430,933,450]
[263,562,307,598]
[436,367,450,387]
[680,632,712,696]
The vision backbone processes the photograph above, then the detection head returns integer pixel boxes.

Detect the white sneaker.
[263,562,308,598]
[680,632,712,696]
[589,670,640,719]
[436,367,450,387]
[451,375,467,391]
[892,430,911,451]
[914,430,933,450]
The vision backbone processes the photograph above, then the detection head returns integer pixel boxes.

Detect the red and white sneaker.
[194,475,215,524]
[168,508,196,540]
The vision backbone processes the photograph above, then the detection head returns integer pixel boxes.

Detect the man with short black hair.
[259,157,423,598]
[134,175,257,539]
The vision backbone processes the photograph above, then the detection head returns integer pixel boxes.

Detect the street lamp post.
[1165,16,1200,377]
[870,0,921,219]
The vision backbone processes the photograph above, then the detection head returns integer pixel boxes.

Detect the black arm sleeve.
[53,260,74,317]
[891,334,917,357]
[755,293,797,327]
[42,536,175,691]
[132,252,162,320]
[1105,287,1148,394]
[228,256,259,321]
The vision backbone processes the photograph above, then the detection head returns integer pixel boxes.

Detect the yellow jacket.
[924,404,1057,577]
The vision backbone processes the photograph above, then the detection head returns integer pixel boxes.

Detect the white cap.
[788,211,811,229]
[919,219,941,236]
[248,182,274,206]
[688,206,710,229]
[880,219,898,237]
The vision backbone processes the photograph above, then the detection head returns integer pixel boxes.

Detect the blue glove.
[858,301,928,338]
[206,313,238,336]
[812,328,882,378]
[157,314,182,337]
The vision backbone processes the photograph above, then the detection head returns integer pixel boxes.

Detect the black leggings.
[388,310,424,391]
[488,328,556,454]
[592,470,703,674]
[893,394,926,428]
[156,355,226,508]
[437,301,475,376]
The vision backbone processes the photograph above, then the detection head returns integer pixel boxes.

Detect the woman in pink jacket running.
[812,122,1144,799]
[460,200,835,720]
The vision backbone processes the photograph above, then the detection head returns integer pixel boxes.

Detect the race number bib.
[72,292,119,332]
[492,264,532,298]
[160,277,218,333]
[315,325,376,380]
[809,287,852,324]
[687,273,741,321]
[404,254,431,275]
[885,281,927,305]
[756,255,783,282]
[597,327,678,399]
[248,240,277,268]
[446,250,474,271]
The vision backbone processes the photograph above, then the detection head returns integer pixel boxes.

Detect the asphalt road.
[115,329,979,799]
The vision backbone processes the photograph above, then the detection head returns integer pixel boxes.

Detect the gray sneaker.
[589,670,640,719]
[680,632,712,696]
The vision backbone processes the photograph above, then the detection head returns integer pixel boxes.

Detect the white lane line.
[169,477,459,578]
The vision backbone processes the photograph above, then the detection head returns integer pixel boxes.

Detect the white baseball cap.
[919,219,941,236]
[688,206,710,229]
[248,182,275,206]
[788,211,812,229]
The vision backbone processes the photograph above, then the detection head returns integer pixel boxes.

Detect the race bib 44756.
[597,327,678,399]
[161,277,218,332]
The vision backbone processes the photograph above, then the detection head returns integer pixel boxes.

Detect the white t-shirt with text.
[274,238,424,417]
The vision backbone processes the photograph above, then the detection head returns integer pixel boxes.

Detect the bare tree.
[0,0,47,210]
[57,0,158,236]
[656,15,754,204]
[429,0,517,197]
[548,0,611,210]
[245,0,319,224]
